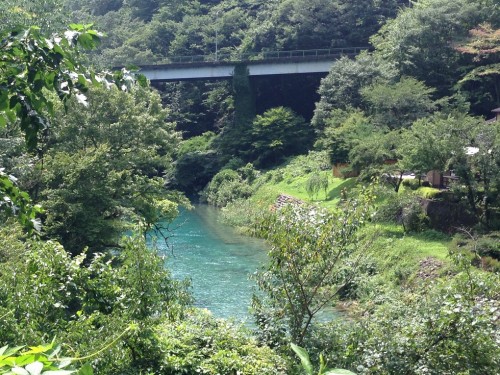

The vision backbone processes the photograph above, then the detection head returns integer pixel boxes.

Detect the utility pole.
[215,11,221,62]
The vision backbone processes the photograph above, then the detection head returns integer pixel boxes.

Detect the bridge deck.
[136,47,368,82]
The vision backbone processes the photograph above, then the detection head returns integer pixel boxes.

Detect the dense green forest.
[1,0,499,374]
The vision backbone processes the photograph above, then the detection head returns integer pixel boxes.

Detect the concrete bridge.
[138,47,368,82]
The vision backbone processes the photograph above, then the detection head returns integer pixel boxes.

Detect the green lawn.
[367,223,450,260]
[253,173,358,210]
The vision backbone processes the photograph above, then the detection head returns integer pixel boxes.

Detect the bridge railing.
[167,47,369,64]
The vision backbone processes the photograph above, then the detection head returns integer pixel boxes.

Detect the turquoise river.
[155,205,268,323]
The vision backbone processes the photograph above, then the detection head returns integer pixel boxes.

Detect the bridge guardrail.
[167,47,369,64]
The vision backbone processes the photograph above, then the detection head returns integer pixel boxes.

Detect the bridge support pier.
[217,64,256,157]
[233,64,256,129]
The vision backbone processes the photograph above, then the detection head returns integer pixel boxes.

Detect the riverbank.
[217,152,452,289]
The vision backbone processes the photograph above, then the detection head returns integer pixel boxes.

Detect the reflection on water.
[154,204,268,322]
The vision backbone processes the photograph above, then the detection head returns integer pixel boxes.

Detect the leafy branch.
[0,325,137,375]
[291,343,356,375]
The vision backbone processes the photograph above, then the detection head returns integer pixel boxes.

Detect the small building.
[426,170,442,188]
[425,170,458,189]
[332,163,359,178]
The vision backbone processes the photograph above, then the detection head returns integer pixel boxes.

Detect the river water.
[155,205,268,322]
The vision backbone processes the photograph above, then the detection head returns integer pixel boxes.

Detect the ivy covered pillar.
[233,63,256,128]
[216,63,255,159]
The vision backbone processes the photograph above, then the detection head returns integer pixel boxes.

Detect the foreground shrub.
[0,343,94,375]
[364,274,498,374]
[155,309,288,374]
[310,265,500,375]
[254,186,375,345]
[0,226,191,374]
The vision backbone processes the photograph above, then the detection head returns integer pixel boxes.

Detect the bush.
[171,150,223,194]
[0,227,192,374]
[155,309,288,374]
[315,272,500,375]
[284,151,331,177]
[374,192,428,232]
[238,162,259,184]
[401,198,429,232]
[401,178,420,190]
[449,231,500,272]
[415,186,442,199]
[476,232,500,260]
[481,256,500,272]
[271,169,285,183]
[254,189,374,345]
[223,156,246,170]
[177,132,216,156]
[369,273,499,374]
[200,169,253,207]
[220,198,263,235]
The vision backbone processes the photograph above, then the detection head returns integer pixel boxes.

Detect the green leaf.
[56,358,71,369]
[52,43,65,56]
[76,33,96,50]
[10,95,20,109]
[77,75,87,87]
[44,72,56,89]
[69,24,85,31]
[136,74,148,88]
[13,354,38,366]
[291,343,313,375]
[25,344,53,355]
[323,370,357,375]
[46,346,61,360]
[76,363,94,375]
[3,346,25,357]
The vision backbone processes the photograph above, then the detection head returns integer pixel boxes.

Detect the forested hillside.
[1,0,499,374]
[61,0,499,190]
[63,0,403,64]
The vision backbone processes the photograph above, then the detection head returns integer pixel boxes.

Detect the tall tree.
[312,53,395,130]
[455,23,500,111]
[314,108,375,164]
[360,77,436,129]
[0,25,104,231]
[0,0,67,32]
[250,107,312,167]
[400,113,500,226]
[248,0,404,51]
[371,0,499,99]
[39,85,181,255]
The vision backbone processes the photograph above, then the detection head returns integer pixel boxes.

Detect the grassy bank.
[219,152,453,290]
